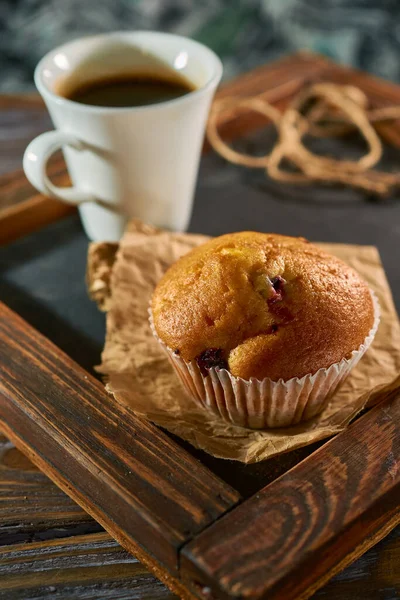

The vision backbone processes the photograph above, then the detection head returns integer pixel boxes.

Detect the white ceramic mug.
[23,32,222,241]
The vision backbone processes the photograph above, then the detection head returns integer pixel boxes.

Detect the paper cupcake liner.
[149,291,380,429]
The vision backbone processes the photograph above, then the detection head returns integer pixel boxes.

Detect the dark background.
[2,0,400,91]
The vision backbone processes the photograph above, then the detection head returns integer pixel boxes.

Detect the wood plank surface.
[0,94,73,243]
[0,532,175,600]
[1,438,398,600]
[0,94,50,178]
[0,437,176,599]
[2,294,398,598]
[0,156,67,212]
[181,387,400,600]
[0,94,75,239]
[0,300,239,578]
[314,528,400,600]
[0,194,75,246]
[0,434,97,545]
[2,529,397,600]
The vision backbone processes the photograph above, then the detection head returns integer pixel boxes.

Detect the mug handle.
[23,131,96,205]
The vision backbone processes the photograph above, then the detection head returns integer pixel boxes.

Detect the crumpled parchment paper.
[87,221,400,463]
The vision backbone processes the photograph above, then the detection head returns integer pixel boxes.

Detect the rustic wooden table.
[0,57,399,599]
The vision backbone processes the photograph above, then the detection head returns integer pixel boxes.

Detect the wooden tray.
[0,53,399,600]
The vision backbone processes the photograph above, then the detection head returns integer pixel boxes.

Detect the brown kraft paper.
[87,221,400,463]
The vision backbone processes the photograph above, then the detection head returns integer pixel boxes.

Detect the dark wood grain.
[0,194,75,246]
[181,387,400,600]
[0,154,74,246]
[0,300,239,578]
[0,95,73,238]
[314,527,400,600]
[1,294,398,600]
[0,93,74,244]
[0,436,398,600]
[0,94,50,178]
[0,156,67,212]
[0,520,397,600]
[0,437,175,598]
[0,434,98,545]
[0,532,176,599]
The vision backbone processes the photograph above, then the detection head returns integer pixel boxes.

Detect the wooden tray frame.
[0,53,399,600]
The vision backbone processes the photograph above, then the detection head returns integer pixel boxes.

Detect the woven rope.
[206,83,400,195]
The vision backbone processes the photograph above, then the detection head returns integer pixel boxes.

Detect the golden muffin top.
[151,232,374,381]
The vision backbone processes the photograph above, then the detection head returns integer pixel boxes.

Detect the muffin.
[150,232,379,428]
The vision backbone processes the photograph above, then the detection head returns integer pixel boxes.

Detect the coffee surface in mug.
[64,73,195,107]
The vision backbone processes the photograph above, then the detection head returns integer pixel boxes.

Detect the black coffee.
[65,74,195,107]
